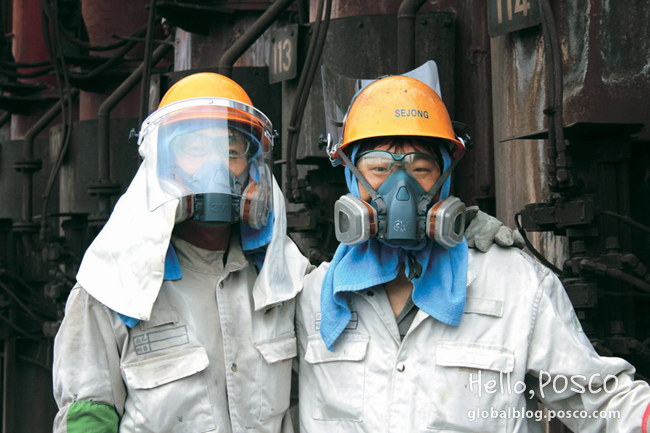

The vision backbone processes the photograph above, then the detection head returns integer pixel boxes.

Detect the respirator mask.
[334,145,466,249]
[139,97,274,229]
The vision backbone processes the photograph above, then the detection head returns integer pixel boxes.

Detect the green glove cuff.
[67,401,119,433]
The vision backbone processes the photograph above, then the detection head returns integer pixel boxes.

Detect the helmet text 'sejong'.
[395,109,429,118]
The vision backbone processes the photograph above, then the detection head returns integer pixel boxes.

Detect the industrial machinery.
[0,0,647,431]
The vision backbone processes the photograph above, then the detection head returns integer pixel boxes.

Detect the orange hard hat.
[159,72,253,107]
[337,75,463,159]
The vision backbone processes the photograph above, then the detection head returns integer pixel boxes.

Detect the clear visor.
[139,98,274,214]
[322,61,443,160]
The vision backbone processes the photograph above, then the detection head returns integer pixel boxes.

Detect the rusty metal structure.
[0,0,647,431]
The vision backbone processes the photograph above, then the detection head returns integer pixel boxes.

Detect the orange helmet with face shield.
[139,72,274,229]
[334,75,464,161]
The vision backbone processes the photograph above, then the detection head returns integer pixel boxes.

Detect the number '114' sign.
[487,0,541,38]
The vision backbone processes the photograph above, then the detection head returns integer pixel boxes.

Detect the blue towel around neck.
[240,211,274,271]
[320,144,469,350]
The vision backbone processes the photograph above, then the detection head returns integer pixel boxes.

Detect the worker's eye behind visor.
[169,126,252,158]
[139,99,274,213]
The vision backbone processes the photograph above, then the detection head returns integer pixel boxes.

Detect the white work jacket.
[296,246,650,432]
[53,234,309,433]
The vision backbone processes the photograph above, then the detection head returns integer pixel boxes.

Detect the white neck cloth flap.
[77,165,299,321]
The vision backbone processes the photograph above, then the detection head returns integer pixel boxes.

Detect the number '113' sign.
[269,24,299,84]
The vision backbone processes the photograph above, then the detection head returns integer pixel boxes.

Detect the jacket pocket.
[138,306,179,331]
[122,347,215,433]
[427,341,514,432]
[254,333,297,421]
[304,332,369,422]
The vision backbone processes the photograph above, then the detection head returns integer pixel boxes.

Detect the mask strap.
[339,150,387,213]
[406,251,423,281]
[417,147,466,215]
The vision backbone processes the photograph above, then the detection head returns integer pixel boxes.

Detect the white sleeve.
[526,271,650,432]
[52,286,128,427]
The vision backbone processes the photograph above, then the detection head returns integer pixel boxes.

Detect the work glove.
[464,206,525,252]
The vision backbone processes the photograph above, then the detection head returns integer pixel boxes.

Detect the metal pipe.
[579,259,650,293]
[0,0,7,37]
[23,91,78,166]
[218,0,295,78]
[94,35,173,216]
[21,171,32,224]
[0,280,44,323]
[0,112,10,128]
[540,8,557,190]
[540,0,566,188]
[601,210,650,235]
[67,34,143,81]
[15,89,79,225]
[297,0,309,25]
[286,0,330,202]
[397,0,427,74]
[514,212,564,275]
[2,338,15,433]
[139,0,158,126]
[0,315,41,342]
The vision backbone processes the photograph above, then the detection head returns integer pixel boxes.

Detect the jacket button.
[396,363,405,372]
[367,290,374,297]
[231,363,237,372]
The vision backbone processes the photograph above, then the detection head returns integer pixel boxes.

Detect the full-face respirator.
[333,147,466,249]
[139,97,274,231]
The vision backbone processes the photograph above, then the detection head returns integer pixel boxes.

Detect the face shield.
[139,98,274,225]
[321,60,442,165]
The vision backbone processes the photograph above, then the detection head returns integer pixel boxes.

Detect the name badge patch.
[133,325,190,355]
[315,311,358,331]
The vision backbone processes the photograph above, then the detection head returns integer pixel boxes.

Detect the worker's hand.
[464,206,525,252]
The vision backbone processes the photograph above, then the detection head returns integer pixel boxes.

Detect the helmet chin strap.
[416,147,465,215]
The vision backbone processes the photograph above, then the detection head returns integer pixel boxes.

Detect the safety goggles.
[170,127,252,159]
[356,150,442,182]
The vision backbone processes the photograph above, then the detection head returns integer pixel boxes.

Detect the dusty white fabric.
[76,165,174,320]
[77,165,293,321]
[296,247,650,433]
[54,233,309,433]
